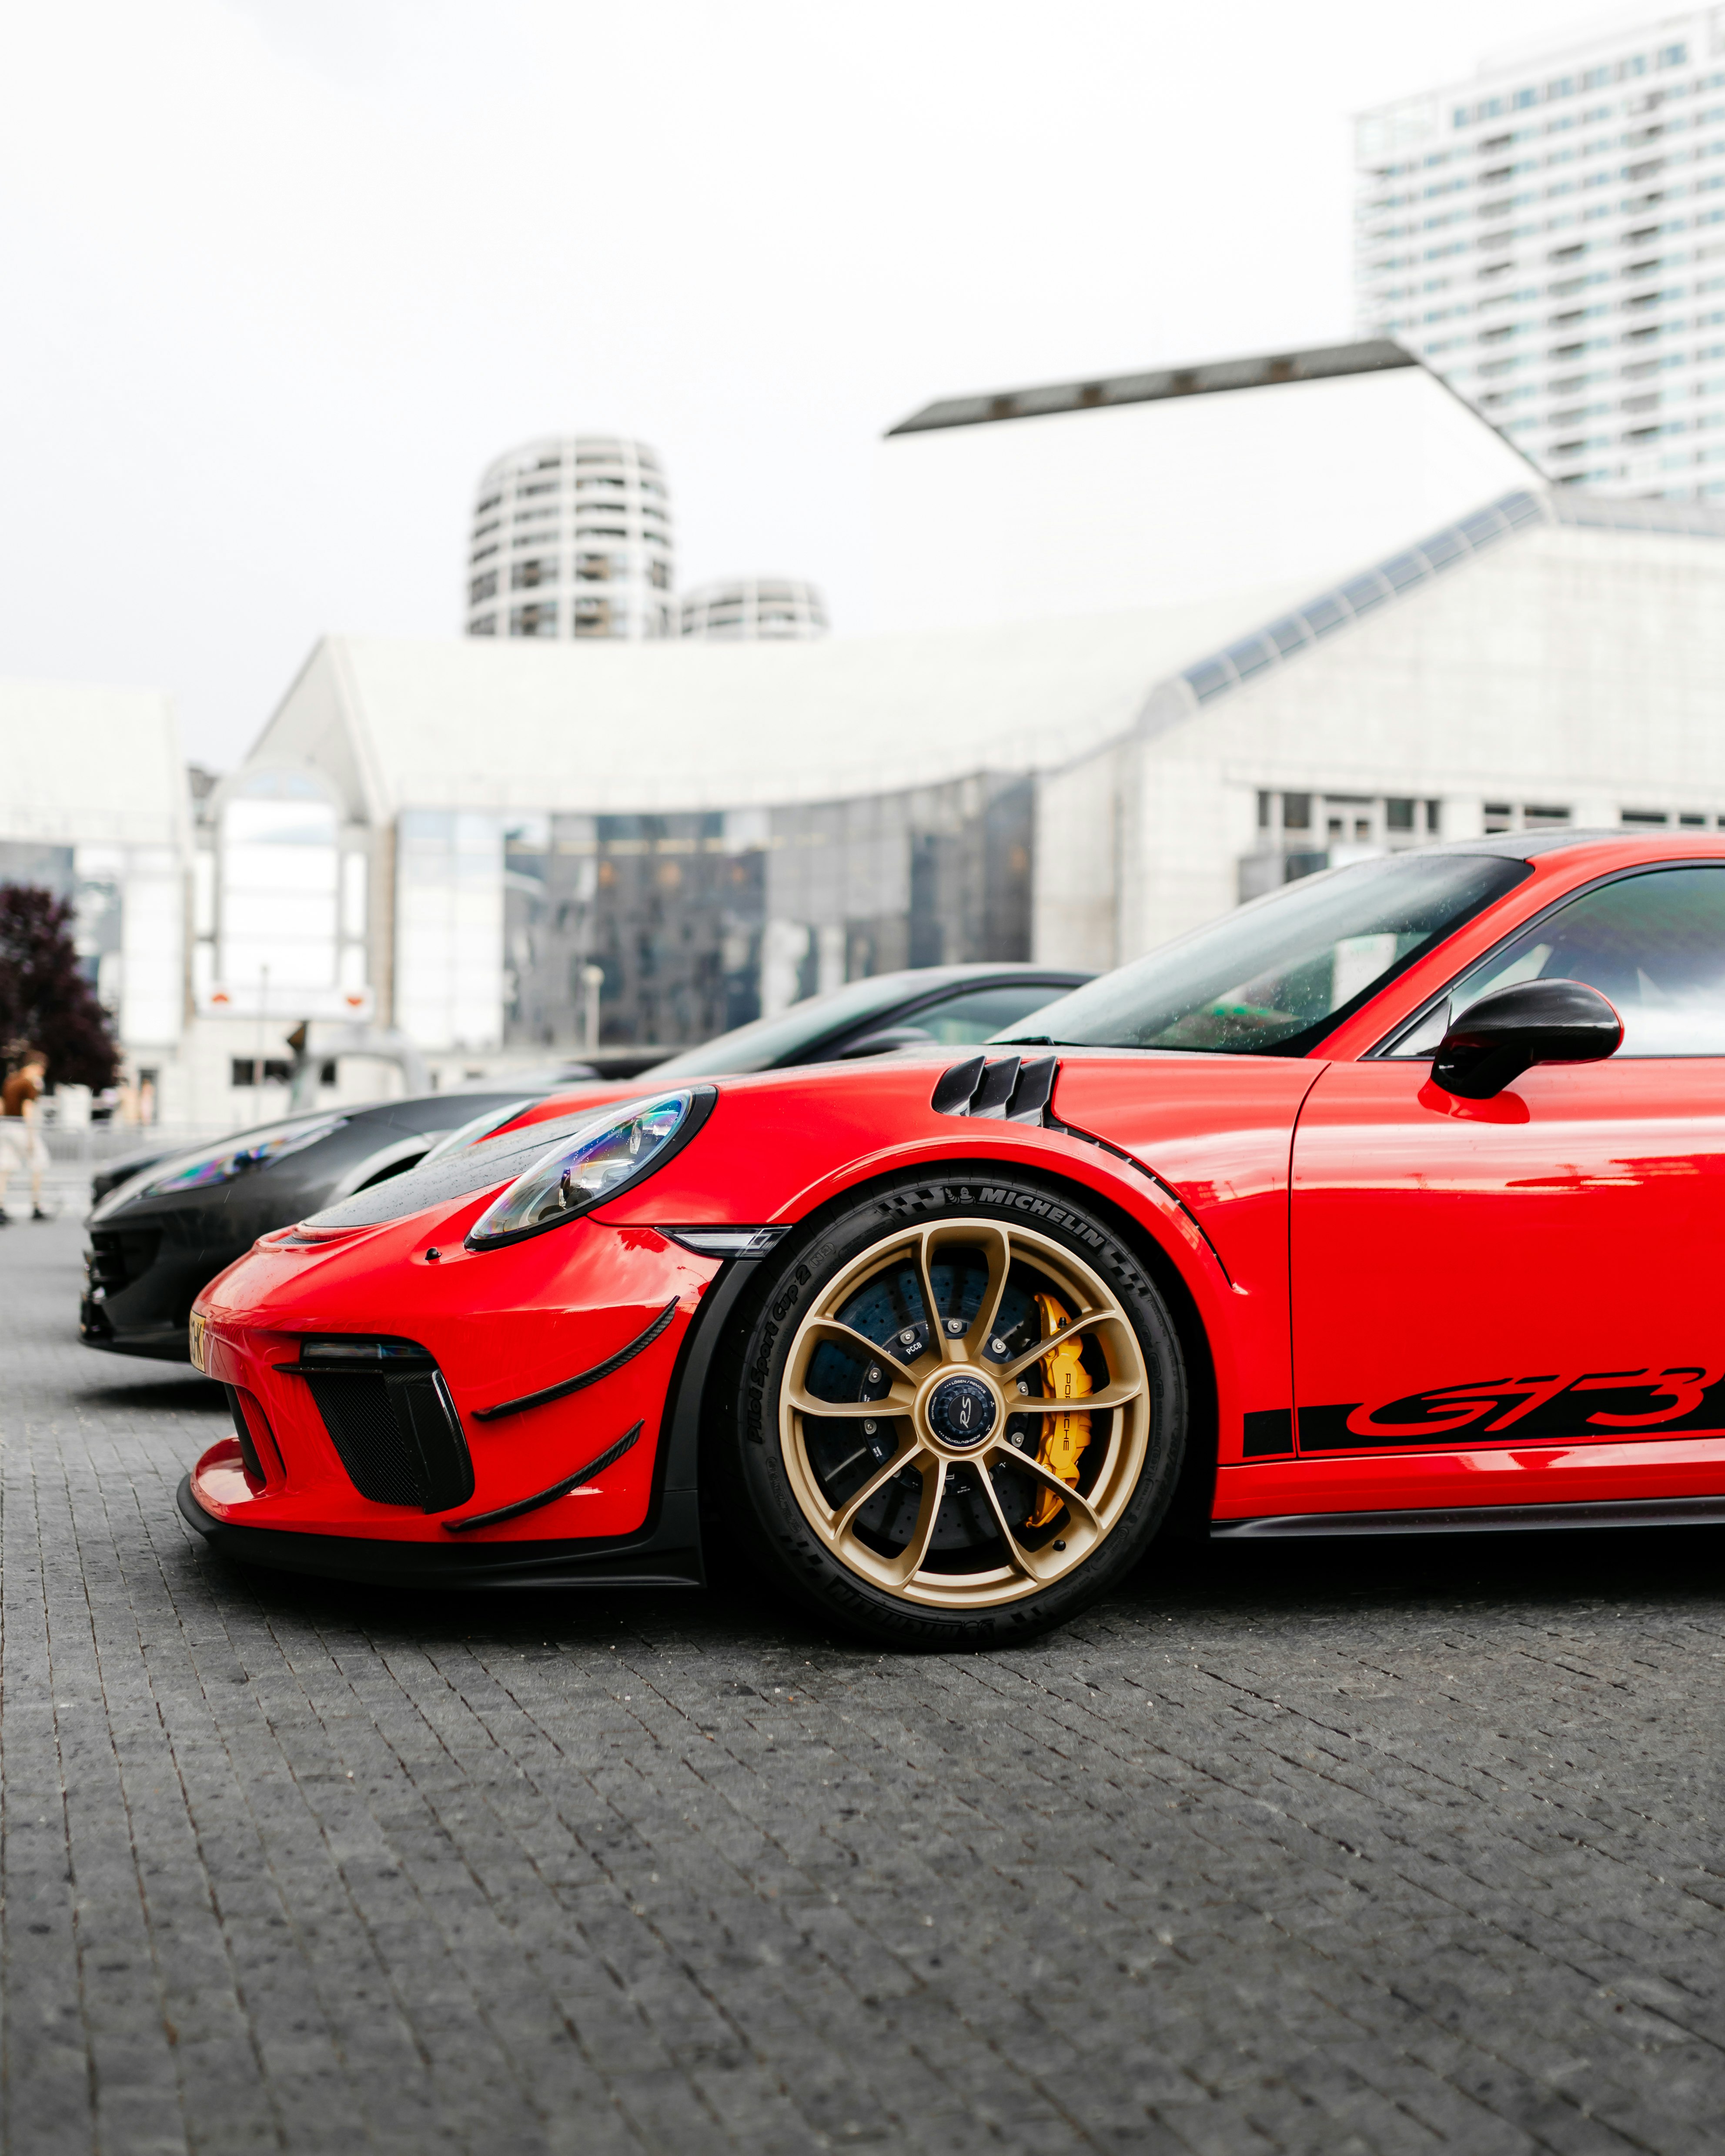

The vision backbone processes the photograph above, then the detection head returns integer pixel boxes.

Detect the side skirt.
[1212,1494,1725,1540]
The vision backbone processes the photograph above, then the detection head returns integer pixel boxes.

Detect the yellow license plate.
[188,1311,207,1373]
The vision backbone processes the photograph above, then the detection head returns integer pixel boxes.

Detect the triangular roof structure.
[872,339,1539,635]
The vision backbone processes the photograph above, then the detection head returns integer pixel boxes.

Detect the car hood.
[88,1095,531,1229]
[293,1044,1306,1243]
[302,1105,644,1231]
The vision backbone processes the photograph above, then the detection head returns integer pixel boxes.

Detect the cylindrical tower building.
[465,436,674,640]
[679,577,829,641]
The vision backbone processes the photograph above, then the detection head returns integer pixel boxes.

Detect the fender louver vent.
[930,1053,1058,1125]
[283,1338,475,1512]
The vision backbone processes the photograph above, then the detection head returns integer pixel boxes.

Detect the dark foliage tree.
[0,884,120,1089]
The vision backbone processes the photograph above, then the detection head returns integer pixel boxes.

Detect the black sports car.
[80,966,1085,1365]
[625,962,1090,1075]
[81,1091,533,1361]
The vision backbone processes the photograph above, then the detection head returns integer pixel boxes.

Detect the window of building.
[469,571,498,604]
[649,558,670,589]
[471,614,497,635]
[231,1058,292,1087]
[511,557,557,590]
[510,603,558,636]
[572,600,612,636]
[575,553,612,582]
[1484,802,1571,832]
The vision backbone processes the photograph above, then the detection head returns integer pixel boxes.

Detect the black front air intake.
[284,1338,475,1511]
[87,1227,163,1293]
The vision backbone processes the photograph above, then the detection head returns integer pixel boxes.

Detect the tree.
[0,884,120,1089]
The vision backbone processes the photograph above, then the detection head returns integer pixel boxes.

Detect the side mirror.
[1432,978,1622,1100]
[835,1025,935,1060]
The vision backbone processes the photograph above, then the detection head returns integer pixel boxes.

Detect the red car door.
[1277,862,1725,1523]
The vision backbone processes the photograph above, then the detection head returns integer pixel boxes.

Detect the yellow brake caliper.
[1026,1292,1092,1528]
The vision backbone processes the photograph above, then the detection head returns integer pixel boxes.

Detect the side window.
[1392,866,1725,1057]
[916,983,1074,1046]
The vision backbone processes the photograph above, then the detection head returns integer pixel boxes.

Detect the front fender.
[590,1059,1290,1467]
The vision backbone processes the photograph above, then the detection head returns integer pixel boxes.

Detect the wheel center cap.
[925,1373,998,1450]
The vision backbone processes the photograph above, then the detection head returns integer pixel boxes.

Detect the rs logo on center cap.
[926,1374,997,1448]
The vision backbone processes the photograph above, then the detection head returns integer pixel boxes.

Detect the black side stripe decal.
[442,1422,644,1535]
[471,1299,679,1424]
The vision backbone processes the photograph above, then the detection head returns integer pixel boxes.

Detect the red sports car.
[182,832,1725,1646]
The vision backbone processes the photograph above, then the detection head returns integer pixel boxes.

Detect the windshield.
[999,853,1529,1056]
[645,972,944,1078]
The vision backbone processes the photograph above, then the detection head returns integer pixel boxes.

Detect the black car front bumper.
[82,1221,241,1362]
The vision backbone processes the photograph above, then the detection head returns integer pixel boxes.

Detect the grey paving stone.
[10,1218,1725,2153]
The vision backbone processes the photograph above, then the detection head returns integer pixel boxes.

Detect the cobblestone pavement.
[7,1220,1725,2154]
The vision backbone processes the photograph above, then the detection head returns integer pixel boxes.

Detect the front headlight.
[91,1113,348,1218]
[465,1089,711,1250]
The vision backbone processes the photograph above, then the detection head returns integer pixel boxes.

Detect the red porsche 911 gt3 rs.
[181,831,1725,1646]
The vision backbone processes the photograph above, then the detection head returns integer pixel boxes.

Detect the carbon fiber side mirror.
[1433,978,1623,1100]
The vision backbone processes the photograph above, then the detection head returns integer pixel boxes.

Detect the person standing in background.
[0,1043,51,1223]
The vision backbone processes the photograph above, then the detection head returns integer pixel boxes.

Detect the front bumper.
[79,1304,197,1360]
[179,1200,759,1586]
[83,1220,244,1361]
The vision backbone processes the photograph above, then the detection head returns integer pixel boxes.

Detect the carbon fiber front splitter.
[176,1474,703,1591]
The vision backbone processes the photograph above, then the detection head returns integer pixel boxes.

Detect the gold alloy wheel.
[778,1219,1152,1609]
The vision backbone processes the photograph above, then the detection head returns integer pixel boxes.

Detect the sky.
[0,0,1663,768]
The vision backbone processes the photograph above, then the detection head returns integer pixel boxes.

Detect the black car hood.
[90,1093,532,1234]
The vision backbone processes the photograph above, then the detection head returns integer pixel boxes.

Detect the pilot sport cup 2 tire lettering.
[725,1175,1187,1647]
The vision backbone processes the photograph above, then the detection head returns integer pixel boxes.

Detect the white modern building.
[204,503,1725,1104]
[465,435,675,641]
[679,577,829,640]
[1355,10,1725,497]
[196,603,1235,1106]
[0,679,189,1101]
[1035,486,1725,970]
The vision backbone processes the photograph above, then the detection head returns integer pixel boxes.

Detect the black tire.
[719,1172,1188,1649]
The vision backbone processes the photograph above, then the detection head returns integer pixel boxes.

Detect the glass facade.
[497,773,1034,1053]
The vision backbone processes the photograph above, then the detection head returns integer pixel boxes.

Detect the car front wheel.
[726,1174,1187,1648]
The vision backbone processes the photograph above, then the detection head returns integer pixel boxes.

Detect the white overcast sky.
[0,0,1643,766]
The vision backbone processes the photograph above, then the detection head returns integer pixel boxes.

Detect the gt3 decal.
[1297,1365,1725,1451]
